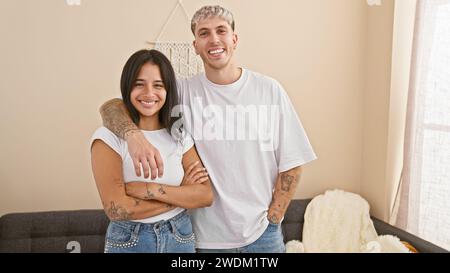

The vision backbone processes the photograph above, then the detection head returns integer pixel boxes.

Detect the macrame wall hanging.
[148,0,203,78]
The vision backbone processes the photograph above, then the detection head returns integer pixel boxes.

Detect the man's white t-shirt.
[90,127,194,223]
[177,68,317,249]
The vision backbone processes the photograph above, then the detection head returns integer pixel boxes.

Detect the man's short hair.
[191,5,235,35]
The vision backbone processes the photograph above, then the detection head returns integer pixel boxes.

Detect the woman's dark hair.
[120,49,180,136]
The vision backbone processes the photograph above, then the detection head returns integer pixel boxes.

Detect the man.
[100,5,316,253]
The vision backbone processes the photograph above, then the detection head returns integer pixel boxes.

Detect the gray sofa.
[0,199,447,253]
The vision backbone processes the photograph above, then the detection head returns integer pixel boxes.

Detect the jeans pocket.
[267,222,281,232]
[171,215,196,244]
[104,221,140,251]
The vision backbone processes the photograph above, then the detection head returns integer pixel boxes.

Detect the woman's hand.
[181,161,209,186]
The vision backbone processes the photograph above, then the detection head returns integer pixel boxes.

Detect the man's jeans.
[197,222,286,253]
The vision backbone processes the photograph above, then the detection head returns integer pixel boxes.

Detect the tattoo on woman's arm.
[158,184,166,195]
[145,183,155,199]
[106,201,133,220]
[133,198,141,207]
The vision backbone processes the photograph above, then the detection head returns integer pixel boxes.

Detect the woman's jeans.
[104,210,196,253]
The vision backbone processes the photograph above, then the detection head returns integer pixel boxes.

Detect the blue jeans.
[104,210,196,253]
[196,222,286,253]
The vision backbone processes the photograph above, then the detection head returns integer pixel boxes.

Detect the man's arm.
[99,98,139,139]
[91,139,173,221]
[267,166,303,224]
[99,98,164,179]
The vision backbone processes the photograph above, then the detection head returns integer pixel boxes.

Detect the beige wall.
[0,0,413,220]
[360,0,395,219]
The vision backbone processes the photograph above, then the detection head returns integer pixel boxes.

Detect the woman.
[90,49,213,253]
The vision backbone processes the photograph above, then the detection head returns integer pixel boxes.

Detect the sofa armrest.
[371,217,448,253]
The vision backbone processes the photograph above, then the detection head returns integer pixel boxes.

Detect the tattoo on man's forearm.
[158,185,166,195]
[281,173,295,191]
[145,183,155,199]
[269,214,279,224]
[268,169,302,224]
[113,121,138,140]
[100,100,137,139]
[106,201,133,220]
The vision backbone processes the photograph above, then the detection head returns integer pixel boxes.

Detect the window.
[397,0,450,250]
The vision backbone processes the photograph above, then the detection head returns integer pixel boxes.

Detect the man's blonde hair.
[191,5,235,35]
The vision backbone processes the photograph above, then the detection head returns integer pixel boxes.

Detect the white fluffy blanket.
[286,189,410,253]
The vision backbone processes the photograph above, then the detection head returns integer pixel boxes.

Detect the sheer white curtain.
[396,0,450,250]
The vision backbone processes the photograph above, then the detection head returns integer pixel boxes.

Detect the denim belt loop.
[169,217,178,234]
[133,222,141,236]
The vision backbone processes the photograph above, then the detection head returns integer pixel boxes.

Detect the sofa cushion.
[0,210,108,253]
